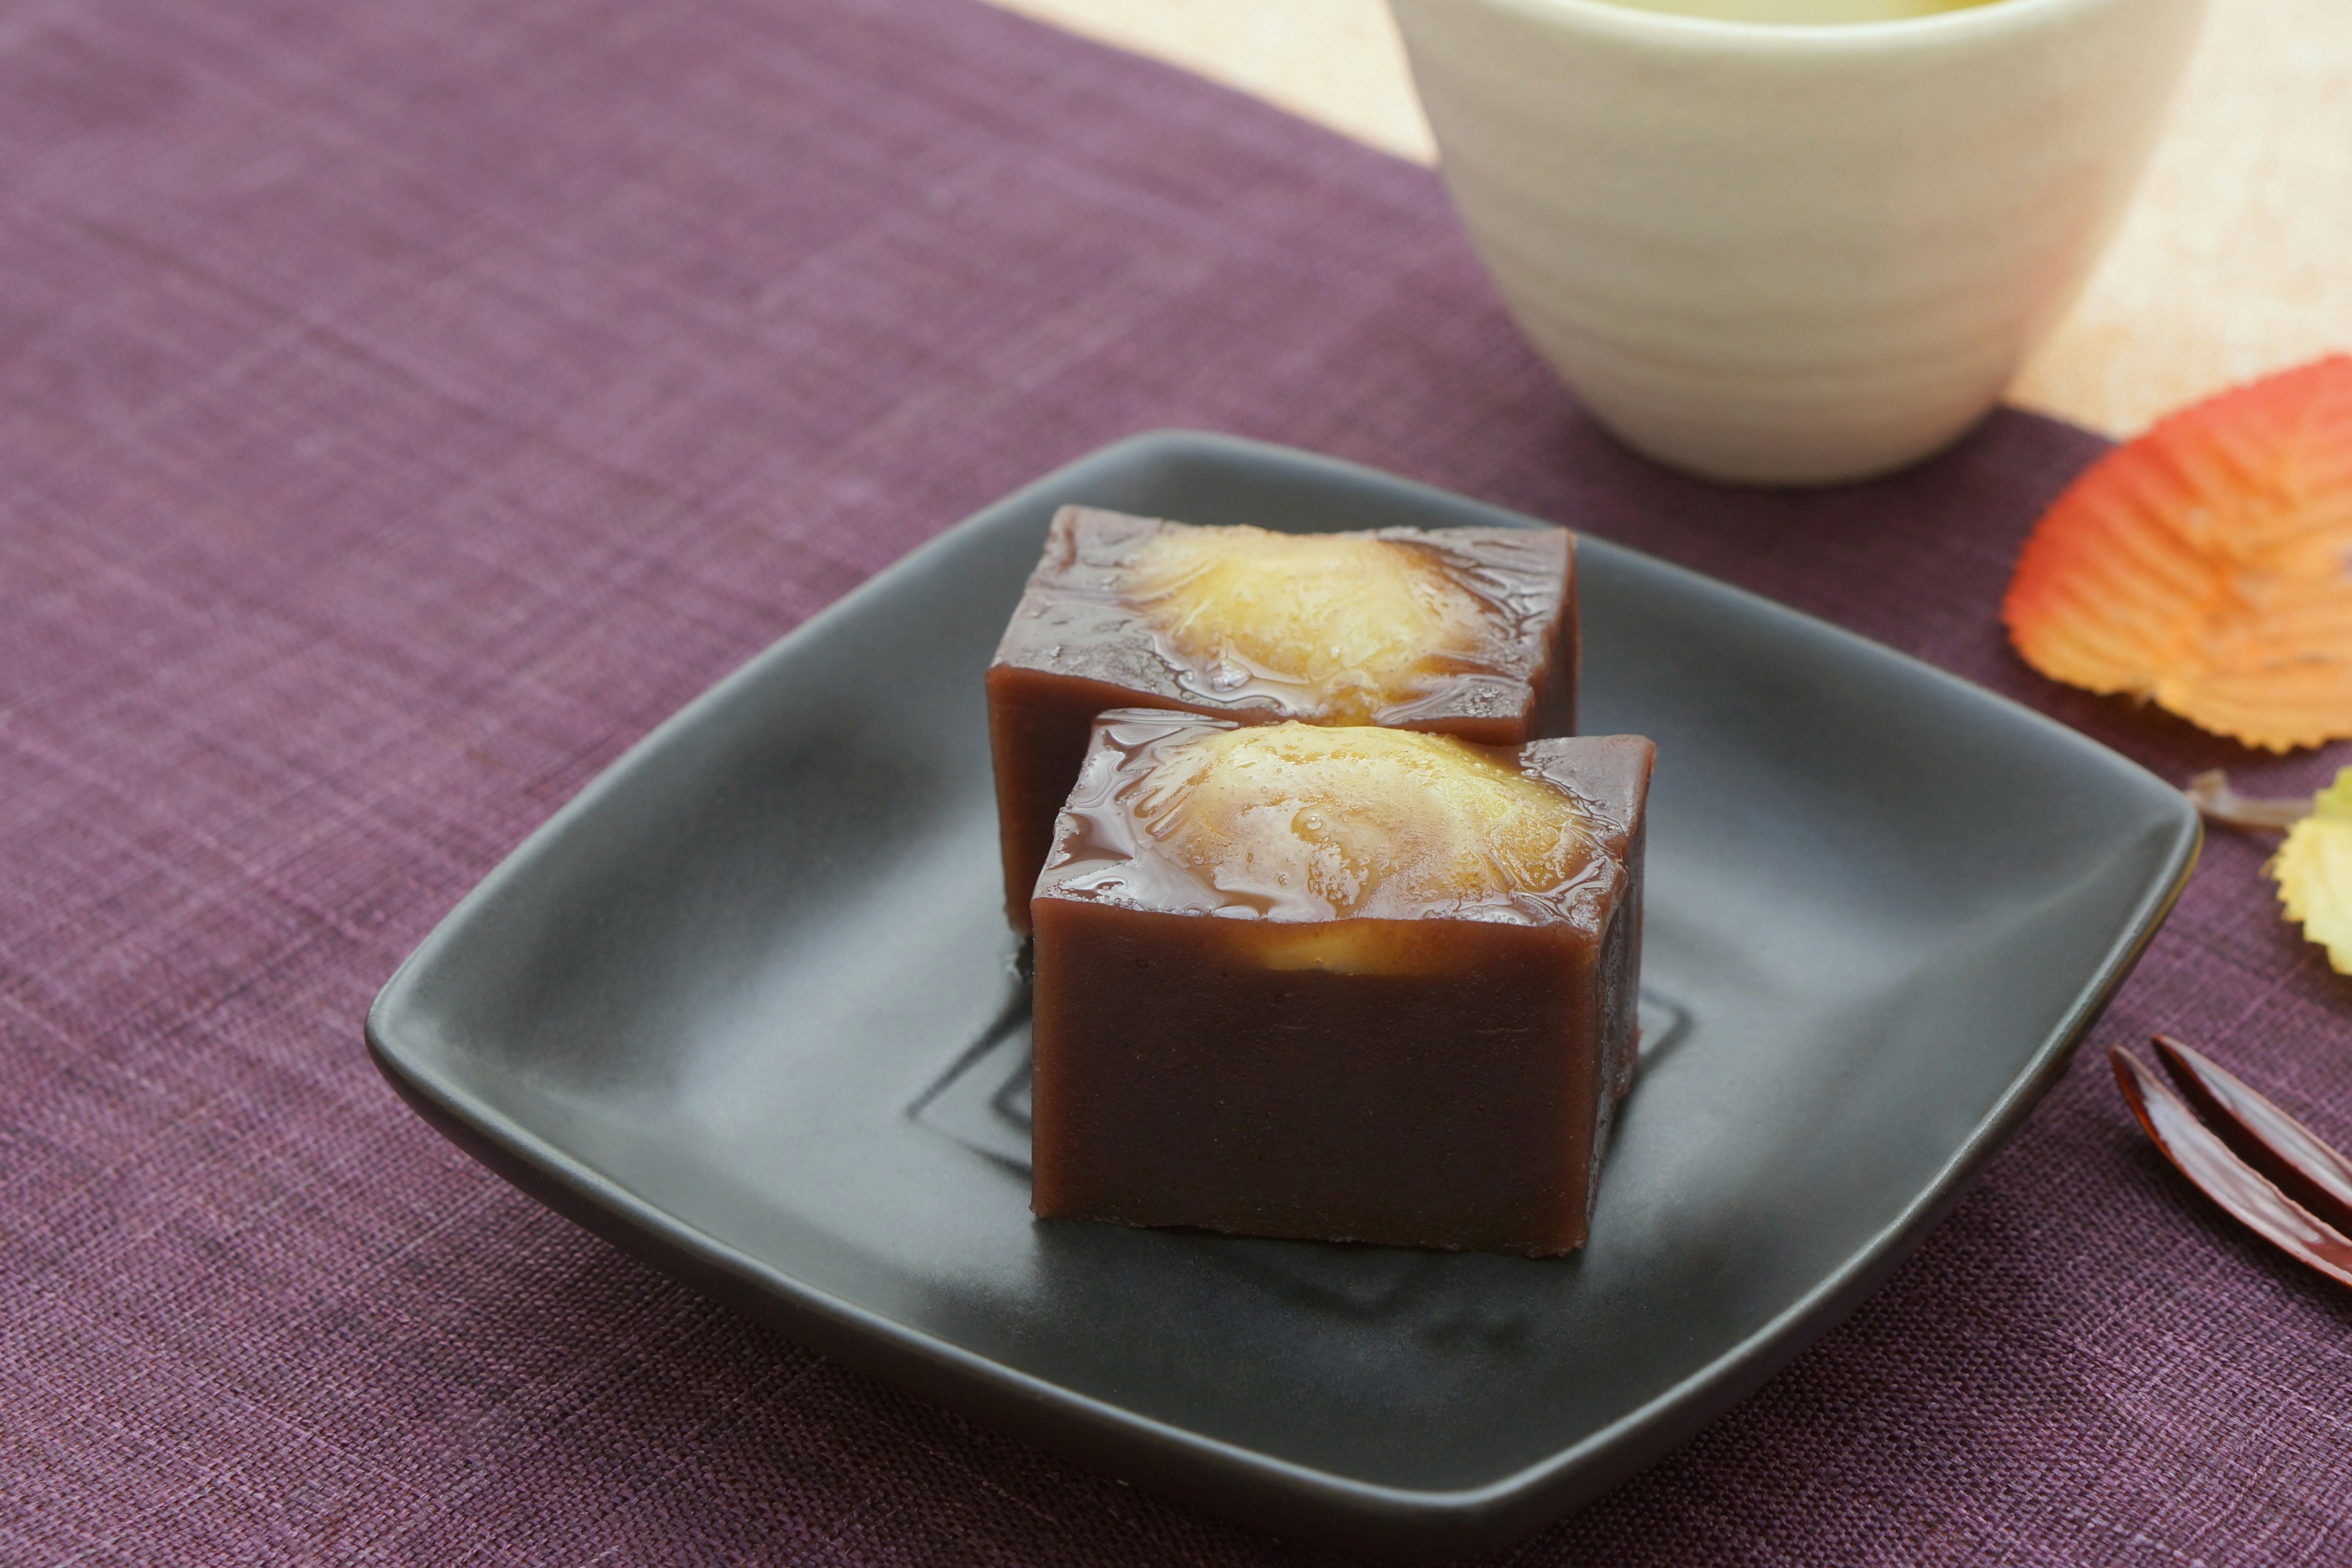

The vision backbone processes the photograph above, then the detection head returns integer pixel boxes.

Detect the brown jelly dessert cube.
[1029,712,1651,1257]
[987,507,1577,931]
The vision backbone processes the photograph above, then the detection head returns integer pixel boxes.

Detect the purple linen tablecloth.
[3,0,2348,1562]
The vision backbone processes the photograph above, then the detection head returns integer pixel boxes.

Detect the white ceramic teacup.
[1388,0,2208,484]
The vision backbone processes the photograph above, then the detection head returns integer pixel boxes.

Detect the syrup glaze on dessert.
[999,510,1574,729]
[1125,526,1492,723]
[988,508,1579,932]
[1050,720,1615,928]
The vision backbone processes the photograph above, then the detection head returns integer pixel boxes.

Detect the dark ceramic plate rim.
[367,431,2200,1551]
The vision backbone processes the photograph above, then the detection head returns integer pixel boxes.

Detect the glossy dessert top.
[992,508,1572,726]
[1038,713,1649,953]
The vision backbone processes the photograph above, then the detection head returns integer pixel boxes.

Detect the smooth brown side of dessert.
[1524,540,1578,740]
[985,507,1581,927]
[1526,732,1652,1082]
[1525,734,1653,1168]
[1029,904,1610,1255]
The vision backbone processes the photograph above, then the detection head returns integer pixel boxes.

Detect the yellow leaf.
[2270,767,2352,974]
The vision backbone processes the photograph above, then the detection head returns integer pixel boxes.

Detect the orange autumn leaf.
[2003,355,2352,752]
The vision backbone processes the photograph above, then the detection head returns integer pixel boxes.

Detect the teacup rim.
[1474,0,2116,50]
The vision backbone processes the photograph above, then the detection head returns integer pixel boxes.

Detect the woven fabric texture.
[2,0,2347,1562]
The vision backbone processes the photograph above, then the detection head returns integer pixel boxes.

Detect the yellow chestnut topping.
[1131,723,1591,922]
[1125,526,1484,722]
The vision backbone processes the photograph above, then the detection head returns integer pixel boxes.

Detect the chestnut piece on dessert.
[987,507,1578,932]
[1029,712,1651,1257]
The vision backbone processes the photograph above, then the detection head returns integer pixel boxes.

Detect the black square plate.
[367,432,2198,1557]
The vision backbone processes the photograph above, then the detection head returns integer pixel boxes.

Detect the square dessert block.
[987,507,1577,931]
[1029,711,1651,1257]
